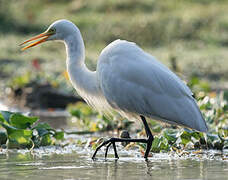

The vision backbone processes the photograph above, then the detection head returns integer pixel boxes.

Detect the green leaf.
[0,131,7,145]
[40,134,52,146]
[101,115,110,124]
[54,131,64,140]
[10,113,38,129]
[151,137,160,153]
[33,123,53,137]
[159,137,169,151]
[206,133,221,149]
[192,131,203,140]
[0,111,14,124]
[1,122,33,149]
[34,122,52,129]
[36,127,50,137]
[11,71,31,88]
[0,113,7,125]
[70,109,82,118]
[8,129,33,144]
[151,136,169,153]
[152,125,162,133]
[188,76,200,87]
[180,130,192,146]
[206,133,219,142]
[0,111,65,149]
[163,129,178,144]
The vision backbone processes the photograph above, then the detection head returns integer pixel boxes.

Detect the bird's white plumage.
[97,40,207,132]
[37,20,208,132]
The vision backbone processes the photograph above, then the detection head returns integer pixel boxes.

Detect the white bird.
[20,19,208,159]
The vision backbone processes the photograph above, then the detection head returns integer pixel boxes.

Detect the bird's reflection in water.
[146,159,153,177]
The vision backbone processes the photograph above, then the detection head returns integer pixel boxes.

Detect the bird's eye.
[48,28,56,34]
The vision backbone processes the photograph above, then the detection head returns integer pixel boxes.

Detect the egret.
[20,19,208,159]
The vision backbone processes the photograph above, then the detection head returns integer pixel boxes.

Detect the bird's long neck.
[64,29,100,100]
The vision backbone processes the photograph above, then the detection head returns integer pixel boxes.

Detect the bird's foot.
[91,137,153,160]
[92,138,120,160]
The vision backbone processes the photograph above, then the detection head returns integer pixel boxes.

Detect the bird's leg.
[112,142,119,159]
[92,116,153,160]
[105,142,112,158]
[140,115,154,159]
[105,142,119,159]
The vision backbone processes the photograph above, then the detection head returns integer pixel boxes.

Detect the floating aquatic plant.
[0,111,64,149]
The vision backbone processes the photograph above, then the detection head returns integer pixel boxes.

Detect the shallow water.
[0,104,227,180]
[0,147,227,180]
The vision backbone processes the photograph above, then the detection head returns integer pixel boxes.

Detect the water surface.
[0,148,227,180]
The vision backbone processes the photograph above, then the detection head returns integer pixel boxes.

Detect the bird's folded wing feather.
[97,40,207,132]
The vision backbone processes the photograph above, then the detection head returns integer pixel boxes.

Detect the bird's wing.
[97,40,207,132]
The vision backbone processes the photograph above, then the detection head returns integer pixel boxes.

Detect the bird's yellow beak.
[19,31,53,51]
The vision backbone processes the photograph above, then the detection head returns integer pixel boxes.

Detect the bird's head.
[20,19,77,50]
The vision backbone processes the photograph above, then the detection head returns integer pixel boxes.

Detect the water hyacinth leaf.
[206,133,221,149]
[188,76,200,87]
[0,121,33,148]
[101,115,110,124]
[10,113,38,129]
[191,131,203,140]
[34,123,53,137]
[90,122,98,132]
[0,114,4,122]
[7,128,33,149]
[179,129,203,146]
[0,131,7,145]
[200,82,211,92]
[179,130,192,146]
[0,111,66,149]
[70,109,82,119]
[151,136,168,153]
[34,122,52,129]
[152,125,162,133]
[0,114,8,125]
[0,122,17,132]
[35,127,50,137]
[78,103,94,116]
[0,111,14,124]
[54,131,64,140]
[8,129,33,143]
[163,129,178,144]
[206,133,220,142]
[159,137,169,151]
[40,134,52,146]
[149,120,162,133]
